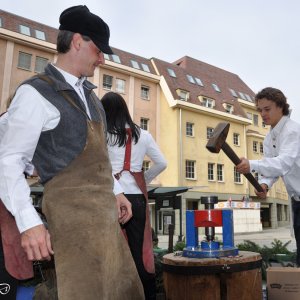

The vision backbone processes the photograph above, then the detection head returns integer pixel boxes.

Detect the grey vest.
[26,64,107,184]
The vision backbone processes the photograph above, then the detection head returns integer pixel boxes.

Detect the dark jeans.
[0,235,18,300]
[123,194,156,300]
[292,198,300,266]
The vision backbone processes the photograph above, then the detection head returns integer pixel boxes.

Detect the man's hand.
[21,224,54,261]
[236,157,250,174]
[115,193,132,225]
[255,183,268,199]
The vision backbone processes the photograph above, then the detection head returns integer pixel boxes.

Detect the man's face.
[77,36,105,77]
[256,98,284,128]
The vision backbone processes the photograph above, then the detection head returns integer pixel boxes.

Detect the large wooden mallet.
[206,122,263,192]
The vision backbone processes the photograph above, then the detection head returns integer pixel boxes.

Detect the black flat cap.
[59,5,113,54]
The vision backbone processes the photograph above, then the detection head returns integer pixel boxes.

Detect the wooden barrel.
[163,251,262,300]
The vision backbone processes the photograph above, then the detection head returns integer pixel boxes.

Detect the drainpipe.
[244,124,250,197]
[179,108,183,186]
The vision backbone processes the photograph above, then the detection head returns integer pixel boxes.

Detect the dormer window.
[35,30,45,40]
[229,88,238,97]
[212,83,221,93]
[141,63,150,72]
[195,77,204,86]
[199,96,215,108]
[245,94,252,102]
[19,25,30,36]
[112,54,121,63]
[176,89,189,101]
[167,68,176,78]
[186,74,195,84]
[223,103,234,114]
[131,60,140,69]
[238,92,247,100]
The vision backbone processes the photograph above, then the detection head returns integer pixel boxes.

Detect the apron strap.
[124,128,132,171]
[114,128,132,179]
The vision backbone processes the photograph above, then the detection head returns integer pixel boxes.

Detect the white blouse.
[108,129,167,194]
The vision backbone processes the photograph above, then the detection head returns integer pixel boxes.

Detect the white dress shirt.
[249,116,300,198]
[108,129,167,194]
[0,66,122,233]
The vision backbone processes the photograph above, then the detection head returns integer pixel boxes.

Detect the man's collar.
[271,116,289,137]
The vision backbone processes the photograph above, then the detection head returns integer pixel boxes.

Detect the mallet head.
[206,122,230,153]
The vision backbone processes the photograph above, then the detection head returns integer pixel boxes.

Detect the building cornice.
[102,60,160,83]
[0,27,56,53]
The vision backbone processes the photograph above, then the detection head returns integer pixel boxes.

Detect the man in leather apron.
[0,5,144,299]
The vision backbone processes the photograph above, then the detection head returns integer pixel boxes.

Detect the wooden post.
[168,224,174,253]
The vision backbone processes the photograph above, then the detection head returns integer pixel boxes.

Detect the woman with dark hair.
[102,92,167,300]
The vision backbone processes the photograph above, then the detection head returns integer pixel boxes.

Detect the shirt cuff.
[113,176,124,195]
[15,205,43,233]
[249,160,259,173]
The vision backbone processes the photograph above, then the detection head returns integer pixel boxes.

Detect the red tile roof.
[0,9,58,43]
[152,56,255,118]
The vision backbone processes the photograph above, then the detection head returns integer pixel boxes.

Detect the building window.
[186,74,195,84]
[224,103,234,114]
[104,53,110,60]
[103,74,113,90]
[35,30,45,40]
[253,141,258,153]
[167,68,176,77]
[207,127,214,139]
[238,92,246,100]
[116,78,125,94]
[143,161,150,171]
[112,54,121,63]
[246,112,252,120]
[179,90,188,101]
[18,52,32,70]
[234,167,241,183]
[245,94,252,102]
[186,160,196,179]
[141,63,150,72]
[217,164,224,182]
[19,25,30,36]
[253,114,259,126]
[140,118,149,130]
[195,77,204,86]
[186,122,194,137]
[260,142,264,154]
[229,88,238,97]
[212,83,221,92]
[202,97,214,108]
[34,56,48,73]
[208,163,214,181]
[131,60,140,69]
[233,133,240,146]
[0,17,2,27]
[141,85,150,100]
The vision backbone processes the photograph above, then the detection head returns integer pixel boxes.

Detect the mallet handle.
[222,142,264,192]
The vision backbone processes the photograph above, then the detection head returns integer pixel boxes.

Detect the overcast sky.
[2,0,300,121]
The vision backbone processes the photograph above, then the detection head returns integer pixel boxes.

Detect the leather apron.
[41,118,144,299]
[0,200,33,279]
[114,129,155,274]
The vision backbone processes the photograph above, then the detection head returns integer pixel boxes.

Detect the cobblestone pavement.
[232,226,296,252]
